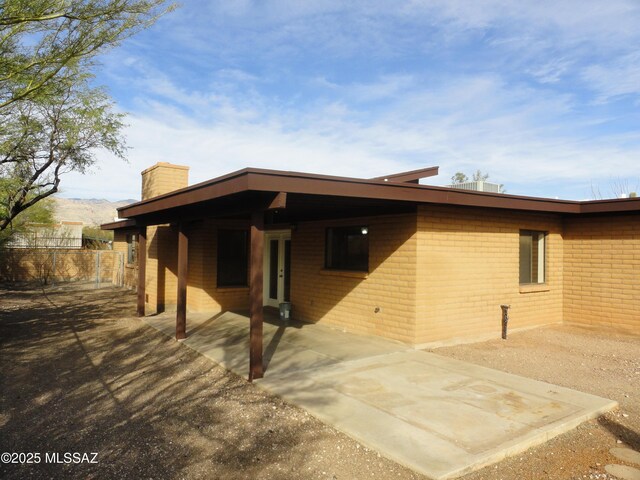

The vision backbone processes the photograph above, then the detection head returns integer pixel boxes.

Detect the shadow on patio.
[143,308,408,379]
[0,285,366,479]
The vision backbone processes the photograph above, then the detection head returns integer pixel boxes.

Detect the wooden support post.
[176,222,188,340]
[249,211,264,381]
[137,227,147,317]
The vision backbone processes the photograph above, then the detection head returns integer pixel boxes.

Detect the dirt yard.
[0,284,421,480]
[434,325,640,480]
[0,284,638,480]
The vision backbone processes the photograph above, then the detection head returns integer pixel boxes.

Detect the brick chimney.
[141,162,189,200]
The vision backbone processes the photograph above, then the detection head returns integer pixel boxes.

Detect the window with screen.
[519,230,546,284]
[325,226,369,272]
[217,229,249,287]
[126,233,136,265]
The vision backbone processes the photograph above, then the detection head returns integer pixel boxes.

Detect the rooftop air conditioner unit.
[446,181,502,193]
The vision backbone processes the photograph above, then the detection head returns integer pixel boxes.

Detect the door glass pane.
[269,239,278,299]
[284,239,291,302]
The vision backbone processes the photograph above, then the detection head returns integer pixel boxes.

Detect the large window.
[217,229,249,287]
[126,233,136,265]
[519,230,546,284]
[325,226,369,272]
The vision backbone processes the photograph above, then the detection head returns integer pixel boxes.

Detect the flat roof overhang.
[107,168,640,229]
[101,219,137,230]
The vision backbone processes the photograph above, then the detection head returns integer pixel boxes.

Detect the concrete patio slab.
[142,312,617,479]
[144,311,409,377]
[262,351,617,479]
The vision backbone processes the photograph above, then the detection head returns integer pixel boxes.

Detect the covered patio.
[99,162,638,478]
[141,309,617,479]
[107,166,436,381]
[103,164,640,383]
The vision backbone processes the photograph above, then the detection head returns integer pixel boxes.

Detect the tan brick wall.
[563,214,640,333]
[290,214,418,343]
[140,220,250,314]
[186,219,249,312]
[141,162,189,200]
[0,249,56,282]
[127,161,639,343]
[144,224,178,313]
[132,162,190,311]
[0,248,120,285]
[98,250,115,283]
[113,230,136,288]
[416,205,564,345]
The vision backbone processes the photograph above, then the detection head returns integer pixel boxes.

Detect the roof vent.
[446,181,502,193]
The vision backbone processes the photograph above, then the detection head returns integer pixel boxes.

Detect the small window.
[217,229,249,287]
[325,226,369,272]
[519,230,546,284]
[126,233,137,265]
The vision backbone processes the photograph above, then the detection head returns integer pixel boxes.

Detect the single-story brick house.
[102,162,640,380]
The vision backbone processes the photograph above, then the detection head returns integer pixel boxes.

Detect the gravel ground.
[1,284,638,480]
[434,325,640,480]
[0,284,422,480]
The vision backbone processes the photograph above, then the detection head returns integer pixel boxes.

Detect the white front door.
[263,231,291,308]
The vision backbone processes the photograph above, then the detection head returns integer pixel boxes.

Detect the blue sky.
[62,0,640,201]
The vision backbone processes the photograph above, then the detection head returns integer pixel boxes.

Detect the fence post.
[95,251,100,287]
[51,251,56,286]
[501,304,510,339]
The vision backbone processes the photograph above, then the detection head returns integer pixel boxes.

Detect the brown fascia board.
[117,167,640,220]
[119,169,251,218]
[577,197,640,214]
[101,219,137,230]
[245,170,581,213]
[371,166,439,183]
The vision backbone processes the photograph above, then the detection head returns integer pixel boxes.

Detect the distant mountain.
[66,198,138,204]
[52,197,138,226]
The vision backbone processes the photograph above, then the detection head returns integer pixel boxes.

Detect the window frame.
[324,225,370,272]
[217,228,250,288]
[519,230,547,285]
[126,233,136,265]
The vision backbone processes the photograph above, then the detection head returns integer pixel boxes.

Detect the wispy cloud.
[582,52,640,102]
[67,1,640,201]
[72,68,640,200]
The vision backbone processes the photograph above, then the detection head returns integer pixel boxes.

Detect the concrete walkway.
[143,311,617,479]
